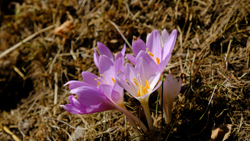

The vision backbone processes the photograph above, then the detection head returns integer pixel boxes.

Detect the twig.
[225,39,233,70]
[108,20,132,50]
[54,72,58,115]
[199,85,217,120]
[3,126,21,141]
[0,24,55,59]
[49,46,62,74]
[13,66,25,79]
[237,112,243,133]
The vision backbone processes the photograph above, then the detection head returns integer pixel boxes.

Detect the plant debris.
[0,0,250,140]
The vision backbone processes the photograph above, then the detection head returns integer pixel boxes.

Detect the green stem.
[163,100,172,124]
[140,100,154,131]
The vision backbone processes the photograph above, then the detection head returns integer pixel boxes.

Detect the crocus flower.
[62,51,148,135]
[61,55,125,113]
[126,29,177,73]
[117,54,162,131]
[94,42,126,72]
[162,74,182,124]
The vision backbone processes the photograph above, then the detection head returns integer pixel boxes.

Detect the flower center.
[133,78,151,97]
[94,74,115,85]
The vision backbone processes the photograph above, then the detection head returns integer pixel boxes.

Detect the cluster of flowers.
[61,29,182,138]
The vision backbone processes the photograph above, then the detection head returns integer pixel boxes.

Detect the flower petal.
[158,53,171,72]
[146,30,162,60]
[64,80,90,90]
[135,57,154,86]
[61,104,84,114]
[161,29,169,46]
[132,38,147,56]
[99,84,113,101]
[94,48,100,69]
[126,54,136,65]
[70,86,112,107]
[121,44,126,56]
[136,50,160,73]
[161,29,177,62]
[116,72,138,98]
[81,71,99,87]
[115,57,124,73]
[124,63,138,88]
[111,81,124,105]
[97,42,113,61]
[163,74,182,104]
[99,55,116,85]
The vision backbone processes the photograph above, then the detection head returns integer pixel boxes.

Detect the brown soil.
[0,0,250,140]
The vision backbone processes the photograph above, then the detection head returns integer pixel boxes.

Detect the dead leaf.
[71,126,84,141]
[209,124,232,141]
[53,20,74,38]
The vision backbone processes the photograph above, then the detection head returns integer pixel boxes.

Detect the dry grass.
[0,0,250,140]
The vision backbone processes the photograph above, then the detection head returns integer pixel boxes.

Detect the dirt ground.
[0,0,250,140]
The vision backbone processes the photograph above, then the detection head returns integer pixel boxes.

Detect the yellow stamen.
[94,78,101,85]
[147,51,154,57]
[138,85,144,97]
[143,87,148,94]
[111,77,115,83]
[100,74,104,76]
[145,79,150,89]
[133,78,139,86]
[156,57,160,65]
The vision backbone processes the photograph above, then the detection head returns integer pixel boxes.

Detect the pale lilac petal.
[99,84,113,101]
[115,57,124,73]
[161,29,169,45]
[126,54,136,65]
[99,55,115,85]
[163,80,175,101]
[94,48,100,69]
[132,38,147,56]
[135,57,154,86]
[146,30,162,60]
[81,71,99,87]
[146,33,151,43]
[148,72,161,90]
[70,86,112,107]
[85,102,116,114]
[111,81,124,105]
[61,104,84,114]
[158,54,171,72]
[161,29,177,61]
[121,44,126,56]
[61,95,86,114]
[115,52,123,62]
[124,63,138,87]
[136,51,160,73]
[97,42,113,60]
[64,80,90,90]
[163,74,182,103]
[116,72,138,97]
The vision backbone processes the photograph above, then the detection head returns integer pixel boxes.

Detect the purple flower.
[126,29,177,73]
[94,42,126,72]
[117,53,162,131]
[62,45,148,133]
[161,74,182,124]
[61,55,125,114]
